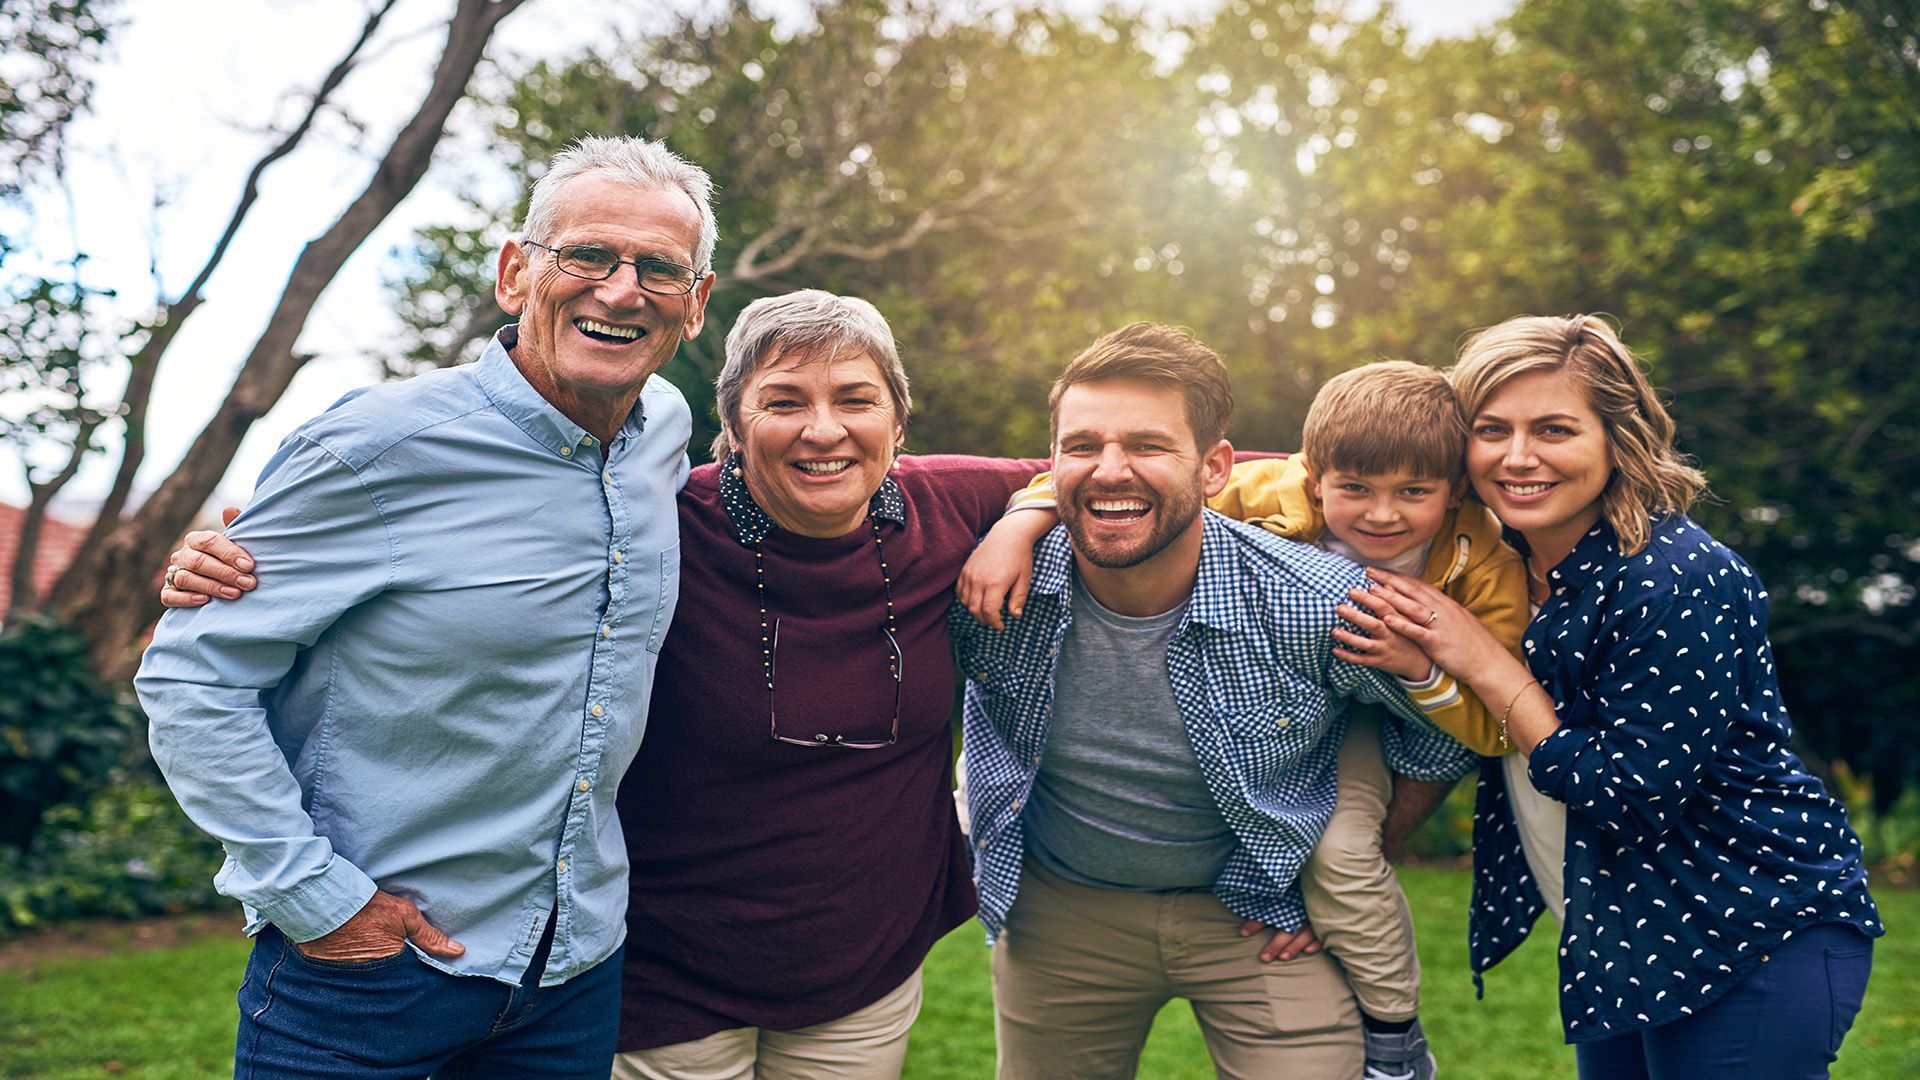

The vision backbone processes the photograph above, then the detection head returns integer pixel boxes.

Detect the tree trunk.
[53,0,526,677]
[50,2,401,610]
[6,411,99,623]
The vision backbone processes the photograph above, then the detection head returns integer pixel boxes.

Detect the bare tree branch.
[54,0,528,675]
[51,0,401,607]
[7,410,101,622]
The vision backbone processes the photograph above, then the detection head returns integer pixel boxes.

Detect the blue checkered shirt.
[957,511,1476,941]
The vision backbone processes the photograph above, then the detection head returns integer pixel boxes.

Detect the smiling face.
[1051,378,1232,577]
[735,347,904,538]
[1467,367,1613,561]
[495,173,714,436]
[1309,466,1464,565]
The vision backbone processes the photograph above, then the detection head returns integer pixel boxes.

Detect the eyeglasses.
[523,241,703,296]
[768,619,902,749]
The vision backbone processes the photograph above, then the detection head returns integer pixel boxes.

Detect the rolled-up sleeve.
[136,435,393,941]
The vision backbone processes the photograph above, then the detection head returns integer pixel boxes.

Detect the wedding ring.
[1424,609,1438,626]
[165,565,182,589]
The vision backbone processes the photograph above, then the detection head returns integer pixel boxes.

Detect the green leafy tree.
[388,0,1202,459]
[380,0,1917,806]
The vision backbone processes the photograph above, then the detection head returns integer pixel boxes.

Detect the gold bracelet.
[1497,683,1529,752]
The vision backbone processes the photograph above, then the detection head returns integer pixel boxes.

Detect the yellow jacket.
[1011,456,1528,755]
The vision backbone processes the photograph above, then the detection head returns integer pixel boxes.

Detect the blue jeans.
[234,924,620,1079]
[1574,922,1873,1080]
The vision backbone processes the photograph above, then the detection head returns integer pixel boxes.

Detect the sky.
[3,0,1516,513]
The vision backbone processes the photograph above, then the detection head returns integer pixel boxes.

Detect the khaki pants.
[610,968,922,1080]
[1298,710,1422,1022]
[992,859,1362,1080]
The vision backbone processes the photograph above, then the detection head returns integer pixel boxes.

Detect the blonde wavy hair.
[1448,315,1707,556]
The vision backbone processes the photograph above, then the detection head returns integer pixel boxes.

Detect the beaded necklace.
[753,511,900,696]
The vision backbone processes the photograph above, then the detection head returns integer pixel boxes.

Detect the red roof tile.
[0,503,90,613]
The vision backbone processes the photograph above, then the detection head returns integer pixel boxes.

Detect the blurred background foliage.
[0,618,223,932]
[391,0,1919,820]
[1,0,1915,931]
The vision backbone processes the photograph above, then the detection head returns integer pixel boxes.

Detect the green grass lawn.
[1,868,1912,1078]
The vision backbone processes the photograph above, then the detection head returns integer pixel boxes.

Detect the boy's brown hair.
[1301,360,1465,481]
[1049,322,1234,448]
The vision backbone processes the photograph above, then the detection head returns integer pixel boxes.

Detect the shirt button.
[577,779,592,793]
[601,625,612,638]
[560,446,573,457]
[603,471,613,484]
[973,673,988,683]
[1276,718,1291,730]
[613,551,624,564]
[556,858,568,872]
[590,704,604,717]
[1011,799,1023,811]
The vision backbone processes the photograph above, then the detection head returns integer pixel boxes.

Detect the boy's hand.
[1330,596,1432,681]
[1240,918,1322,962]
[959,508,1057,630]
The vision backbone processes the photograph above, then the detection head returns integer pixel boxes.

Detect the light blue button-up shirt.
[136,327,689,986]
[958,512,1477,941]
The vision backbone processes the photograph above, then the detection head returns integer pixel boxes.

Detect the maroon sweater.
[615,454,1043,1050]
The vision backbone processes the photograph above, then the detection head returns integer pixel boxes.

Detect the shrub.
[0,615,141,851]
[0,772,225,934]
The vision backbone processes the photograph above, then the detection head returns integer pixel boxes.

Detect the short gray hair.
[520,135,719,272]
[711,290,911,459]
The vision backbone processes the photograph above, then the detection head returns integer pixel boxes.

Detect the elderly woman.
[1350,315,1881,1079]
[163,289,1043,1080]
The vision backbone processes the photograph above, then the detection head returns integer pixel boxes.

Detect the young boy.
[961,360,1527,1080]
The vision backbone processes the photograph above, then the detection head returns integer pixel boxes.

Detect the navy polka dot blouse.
[1467,514,1883,1042]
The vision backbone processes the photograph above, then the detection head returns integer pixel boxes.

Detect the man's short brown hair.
[1301,360,1464,481]
[1048,322,1234,448]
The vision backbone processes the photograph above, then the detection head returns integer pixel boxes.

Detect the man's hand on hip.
[293,890,466,962]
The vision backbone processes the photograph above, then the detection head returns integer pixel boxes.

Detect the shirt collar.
[1511,519,1618,591]
[1029,525,1078,600]
[472,325,646,459]
[718,452,907,546]
[1184,512,1251,632]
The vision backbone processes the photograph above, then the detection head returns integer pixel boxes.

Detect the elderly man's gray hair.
[520,135,720,273]
[712,290,911,460]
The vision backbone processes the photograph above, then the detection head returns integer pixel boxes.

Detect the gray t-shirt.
[1025,575,1237,890]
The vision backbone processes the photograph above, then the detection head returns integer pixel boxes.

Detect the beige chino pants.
[1298,709,1423,1022]
[991,859,1362,1080]
[610,968,922,1080]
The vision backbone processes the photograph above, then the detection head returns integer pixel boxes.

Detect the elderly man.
[955,323,1475,1080]
[137,135,714,1078]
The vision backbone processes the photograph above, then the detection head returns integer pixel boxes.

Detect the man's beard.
[1059,478,1204,570]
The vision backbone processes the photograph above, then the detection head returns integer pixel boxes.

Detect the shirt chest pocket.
[1206,691,1333,811]
[967,661,1044,753]
[1220,695,1314,740]
[1214,681,1329,769]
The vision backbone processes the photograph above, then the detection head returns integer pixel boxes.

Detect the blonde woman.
[1348,316,1880,1079]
